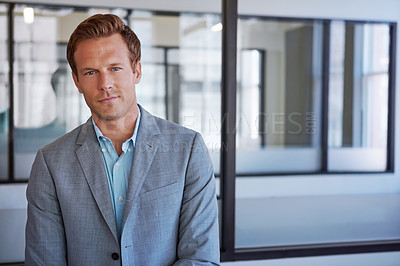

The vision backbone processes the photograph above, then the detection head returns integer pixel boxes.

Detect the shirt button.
[115,162,120,167]
[111,252,119,260]
[119,196,124,202]
[128,148,132,152]
[101,148,105,152]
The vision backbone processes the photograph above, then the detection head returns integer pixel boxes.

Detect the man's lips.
[99,96,118,103]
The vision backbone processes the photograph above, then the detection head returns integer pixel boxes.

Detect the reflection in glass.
[12,6,95,179]
[234,17,395,250]
[138,47,166,118]
[10,6,222,179]
[0,4,8,180]
[236,19,323,174]
[328,22,389,171]
[12,6,131,179]
[131,11,222,173]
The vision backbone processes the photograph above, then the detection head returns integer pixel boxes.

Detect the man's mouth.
[99,96,118,103]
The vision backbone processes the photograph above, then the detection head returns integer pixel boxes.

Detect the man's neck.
[94,112,138,156]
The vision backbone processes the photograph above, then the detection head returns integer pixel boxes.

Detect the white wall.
[0,184,27,263]
[2,0,400,264]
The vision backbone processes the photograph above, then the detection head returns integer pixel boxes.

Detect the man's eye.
[112,67,121,71]
[85,71,95,76]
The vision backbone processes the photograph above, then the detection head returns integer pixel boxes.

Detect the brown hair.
[67,14,141,76]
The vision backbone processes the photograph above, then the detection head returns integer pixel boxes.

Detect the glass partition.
[328,21,390,172]
[234,16,396,250]
[236,18,323,175]
[131,11,222,174]
[12,5,126,179]
[9,4,223,180]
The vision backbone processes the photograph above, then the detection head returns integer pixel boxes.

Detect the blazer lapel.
[122,106,161,226]
[75,119,118,242]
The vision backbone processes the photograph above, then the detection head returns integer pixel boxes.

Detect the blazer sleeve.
[25,148,67,266]
[174,133,220,266]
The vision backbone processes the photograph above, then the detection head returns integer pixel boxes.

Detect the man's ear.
[134,61,142,84]
[72,72,83,93]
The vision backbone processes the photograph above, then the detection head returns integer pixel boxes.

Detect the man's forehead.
[74,35,128,57]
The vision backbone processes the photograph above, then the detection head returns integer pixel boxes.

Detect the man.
[25,14,220,266]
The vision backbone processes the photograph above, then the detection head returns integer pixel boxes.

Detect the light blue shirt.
[92,108,141,240]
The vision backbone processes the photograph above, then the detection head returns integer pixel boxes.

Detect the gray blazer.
[25,106,220,266]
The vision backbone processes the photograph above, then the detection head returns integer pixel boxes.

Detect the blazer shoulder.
[40,123,85,154]
[152,115,198,140]
[139,104,197,140]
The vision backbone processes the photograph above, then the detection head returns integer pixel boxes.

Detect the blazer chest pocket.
[138,181,181,206]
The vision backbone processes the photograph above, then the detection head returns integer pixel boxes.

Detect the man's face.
[72,33,141,123]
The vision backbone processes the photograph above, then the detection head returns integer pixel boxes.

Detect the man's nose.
[99,72,112,91]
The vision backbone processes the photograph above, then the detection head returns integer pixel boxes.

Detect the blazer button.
[111,252,120,260]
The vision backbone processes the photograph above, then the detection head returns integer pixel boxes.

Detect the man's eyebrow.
[77,68,96,76]
[79,63,123,72]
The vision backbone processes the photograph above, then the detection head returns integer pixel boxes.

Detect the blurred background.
[1,0,400,265]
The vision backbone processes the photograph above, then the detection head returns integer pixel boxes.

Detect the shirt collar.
[92,106,141,147]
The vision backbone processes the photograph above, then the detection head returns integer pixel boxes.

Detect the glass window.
[13,5,83,179]
[9,4,223,181]
[130,11,222,174]
[12,5,127,179]
[0,4,8,180]
[236,19,323,174]
[137,46,167,118]
[234,16,396,250]
[235,18,325,249]
[328,21,390,172]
